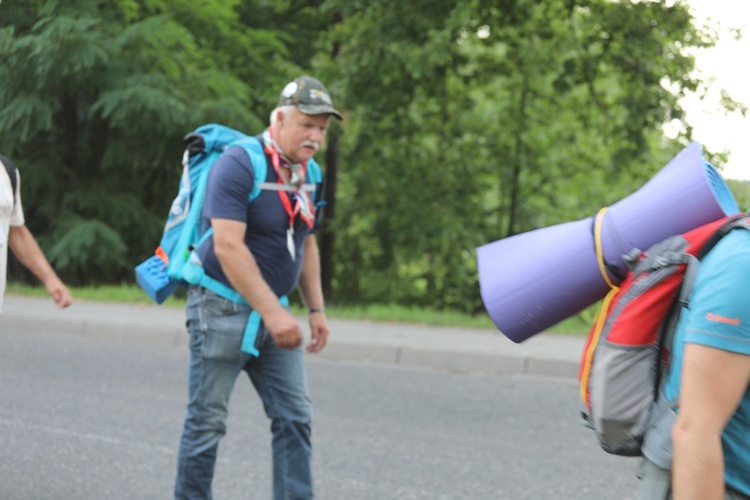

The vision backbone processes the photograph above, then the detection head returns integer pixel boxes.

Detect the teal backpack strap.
[240,296,290,356]
[180,138,290,357]
[182,237,290,357]
[305,158,326,225]
[180,228,247,303]
[166,164,213,281]
[232,137,268,201]
[229,138,291,356]
[306,158,323,201]
[180,137,268,297]
[306,157,322,184]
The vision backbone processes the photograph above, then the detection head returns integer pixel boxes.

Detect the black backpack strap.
[697,213,750,259]
[0,154,17,204]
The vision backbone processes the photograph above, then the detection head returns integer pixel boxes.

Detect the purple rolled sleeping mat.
[477,142,741,343]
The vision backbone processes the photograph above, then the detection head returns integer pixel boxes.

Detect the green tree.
[317,0,714,312]
[727,180,750,212]
[1,0,733,317]
[0,0,288,284]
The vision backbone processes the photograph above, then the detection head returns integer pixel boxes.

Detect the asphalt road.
[0,326,639,500]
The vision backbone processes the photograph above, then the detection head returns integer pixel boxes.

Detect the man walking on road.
[0,154,73,313]
[174,76,342,499]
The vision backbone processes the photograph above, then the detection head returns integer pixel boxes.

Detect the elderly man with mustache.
[174,76,343,500]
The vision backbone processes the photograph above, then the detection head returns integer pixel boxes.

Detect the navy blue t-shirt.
[194,142,321,297]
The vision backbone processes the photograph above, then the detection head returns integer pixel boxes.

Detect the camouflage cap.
[277,75,343,120]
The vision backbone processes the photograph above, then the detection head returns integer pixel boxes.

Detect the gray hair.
[270,105,297,125]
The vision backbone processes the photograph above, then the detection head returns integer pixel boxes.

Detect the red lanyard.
[263,141,314,229]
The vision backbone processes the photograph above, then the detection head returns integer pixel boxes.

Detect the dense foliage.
[0,0,741,313]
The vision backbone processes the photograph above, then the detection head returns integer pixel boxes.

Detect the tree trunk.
[321,130,339,301]
[321,10,343,302]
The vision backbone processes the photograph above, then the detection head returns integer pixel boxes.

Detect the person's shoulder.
[707,228,750,263]
[212,146,255,176]
[207,145,259,194]
[695,228,750,293]
[223,144,255,165]
[684,227,750,348]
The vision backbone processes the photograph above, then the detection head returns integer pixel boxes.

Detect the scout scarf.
[262,128,316,260]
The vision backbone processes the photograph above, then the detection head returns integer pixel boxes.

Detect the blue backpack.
[135,123,324,354]
[135,124,265,303]
[136,122,323,295]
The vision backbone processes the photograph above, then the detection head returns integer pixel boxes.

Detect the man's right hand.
[263,308,303,349]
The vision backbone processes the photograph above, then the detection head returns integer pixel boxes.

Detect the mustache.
[300,140,320,151]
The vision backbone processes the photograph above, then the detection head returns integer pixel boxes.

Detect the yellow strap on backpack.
[580,207,620,402]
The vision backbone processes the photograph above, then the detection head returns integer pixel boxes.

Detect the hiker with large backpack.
[578,210,750,499]
[173,76,342,500]
[635,221,750,499]
[0,154,72,313]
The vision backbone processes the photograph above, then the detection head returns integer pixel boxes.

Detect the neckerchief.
[261,129,316,261]
[262,129,304,185]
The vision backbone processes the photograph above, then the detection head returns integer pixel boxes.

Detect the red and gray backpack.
[579,212,750,459]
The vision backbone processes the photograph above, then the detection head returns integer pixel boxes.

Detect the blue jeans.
[175,287,313,500]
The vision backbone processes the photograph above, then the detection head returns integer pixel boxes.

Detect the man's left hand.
[46,278,73,308]
[307,312,329,353]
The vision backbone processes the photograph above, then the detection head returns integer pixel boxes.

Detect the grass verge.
[6,282,595,335]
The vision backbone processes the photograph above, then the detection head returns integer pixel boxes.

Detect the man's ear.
[275,109,288,126]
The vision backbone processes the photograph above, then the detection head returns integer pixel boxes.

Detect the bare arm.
[672,343,750,500]
[8,225,72,308]
[297,234,329,353]
[211,218,302,349]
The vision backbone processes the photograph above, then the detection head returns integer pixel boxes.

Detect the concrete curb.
[1,296,585,379]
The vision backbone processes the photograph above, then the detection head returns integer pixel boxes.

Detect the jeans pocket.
[202,326,243,362]
[201,296,246,362]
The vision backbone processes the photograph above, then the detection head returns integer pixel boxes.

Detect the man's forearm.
[8,225,59,285]
[212,218,304,349]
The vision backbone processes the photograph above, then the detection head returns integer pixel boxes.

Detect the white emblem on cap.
[282,82,298,98]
